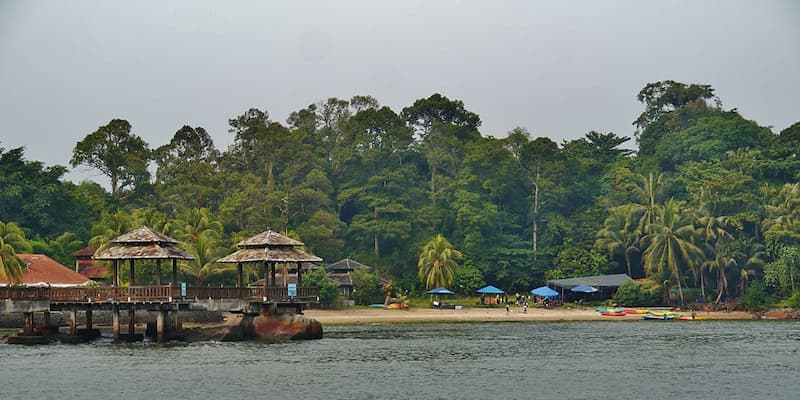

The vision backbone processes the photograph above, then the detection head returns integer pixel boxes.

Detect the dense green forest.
[2,81,799,308]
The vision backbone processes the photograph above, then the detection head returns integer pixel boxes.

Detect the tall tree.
[417,234,462,289]
[595,205,641,278]
[71,119,151,199]
[642,201,703,306]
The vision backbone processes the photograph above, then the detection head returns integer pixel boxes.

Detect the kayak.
[643,314,676,321]
[648,310,680,317]
[624,309,649,314]
[601,309,626,316]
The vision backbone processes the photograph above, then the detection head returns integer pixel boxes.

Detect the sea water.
[1,320,799,400]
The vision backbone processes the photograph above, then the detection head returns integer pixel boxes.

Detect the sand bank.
[304,307,754,325]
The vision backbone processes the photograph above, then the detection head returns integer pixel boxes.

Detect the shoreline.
[304,307,755,325]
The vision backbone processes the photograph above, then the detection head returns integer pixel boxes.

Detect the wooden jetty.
[1,227,321,344]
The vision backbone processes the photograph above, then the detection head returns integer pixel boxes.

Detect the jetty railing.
[1,285,319,303]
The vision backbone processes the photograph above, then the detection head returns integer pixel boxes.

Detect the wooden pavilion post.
[156,259,162,285]
[171,259,178,286]
[129,258,135,286]
[112,260,119,287]
[297,262,303,286]
[262,261,269,300]
[270,262,276,289]
[237,263,243,288]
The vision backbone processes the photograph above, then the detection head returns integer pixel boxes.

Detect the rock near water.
[185,310,322,342]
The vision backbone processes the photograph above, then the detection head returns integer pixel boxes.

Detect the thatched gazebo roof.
[94,226,194,261]
[217,230,322,264]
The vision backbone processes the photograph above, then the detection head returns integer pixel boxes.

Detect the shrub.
[613,280,641,306]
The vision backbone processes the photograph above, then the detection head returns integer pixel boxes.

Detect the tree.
[350,268,382,305]
[595,205,641,278]
[631,172,664,233]
[417,235,462,290]
[302,268,340,305]
[71,119,151,199]
[0,221,30,283]
[179,231,229,285]
[1,146,93,238]
[634,80,720,132]
[641,201,703,306]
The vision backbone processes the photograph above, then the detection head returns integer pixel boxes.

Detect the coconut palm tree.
[632,172,664,233]
[0,221,31,283]
[88,210,134,251]
[174,208,223,243]
[642,201,703,306]
[418,234,462,290]
[595,205,641,278]
[179,232,230,285]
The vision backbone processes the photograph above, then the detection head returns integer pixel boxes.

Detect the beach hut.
[326,258,370,297]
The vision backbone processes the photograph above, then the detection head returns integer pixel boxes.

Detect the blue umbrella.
[531,286,559,298]
[571,284,599,293]
[426,287,455,295]
[476,285,505,294]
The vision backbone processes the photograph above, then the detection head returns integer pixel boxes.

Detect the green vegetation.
[2,83,800,311]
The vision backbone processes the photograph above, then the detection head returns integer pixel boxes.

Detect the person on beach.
[506,304,510,313]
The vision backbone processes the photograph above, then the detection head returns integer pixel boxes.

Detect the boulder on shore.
[184,310,322,342]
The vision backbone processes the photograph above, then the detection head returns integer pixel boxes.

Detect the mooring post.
[112,304,120,341]
[70,308,78,335]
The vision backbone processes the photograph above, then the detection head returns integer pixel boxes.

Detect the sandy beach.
[303,307,754,325]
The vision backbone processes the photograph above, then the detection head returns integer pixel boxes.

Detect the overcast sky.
[1,0,798,184]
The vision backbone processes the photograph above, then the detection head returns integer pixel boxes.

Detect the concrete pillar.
[86,308,93,330]
[42,311,50,332]
[112,304,120,341]
[156,309,165,343]
[127,307,135,338]
[70,308,78,335]
[112,260,119,287]
[172,307,181,330]
[22,312,33,335]
[171,259,178,286]
[156,259,162,285]
[129,259,135,286]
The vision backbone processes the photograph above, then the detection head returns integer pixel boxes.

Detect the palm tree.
[632,172,664,233]
[642,201,703,306]
[694,212,733,298]
[179,232,230,285]
[89,210,134,251]
[0,221,31,283]
[418,234,462,290]
[595,205,641,278]
[174,208,223,243]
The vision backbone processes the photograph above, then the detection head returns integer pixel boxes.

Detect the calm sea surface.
[1,320,799,400]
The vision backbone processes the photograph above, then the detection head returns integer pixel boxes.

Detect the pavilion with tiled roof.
[326,258,370,297]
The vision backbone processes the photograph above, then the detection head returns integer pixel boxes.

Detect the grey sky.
[1,0,798,184]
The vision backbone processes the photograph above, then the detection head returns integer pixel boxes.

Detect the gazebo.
[216,230,323,297]
[93,226,194,342]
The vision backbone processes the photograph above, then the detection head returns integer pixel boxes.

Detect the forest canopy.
[2,84,799,306]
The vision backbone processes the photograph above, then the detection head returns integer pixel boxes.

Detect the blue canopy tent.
[476,285,505,294]
[426,287,455,295]
[531,286,559,298]
[571,284,599,293]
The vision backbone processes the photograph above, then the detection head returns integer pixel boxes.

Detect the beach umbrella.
[476,285,505,294]
[531,286,559,298]
[571,284,599,293]
[426,287,455,295]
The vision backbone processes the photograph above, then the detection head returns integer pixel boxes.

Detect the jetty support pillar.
[70,308,78,335]
[112,304,120,341]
